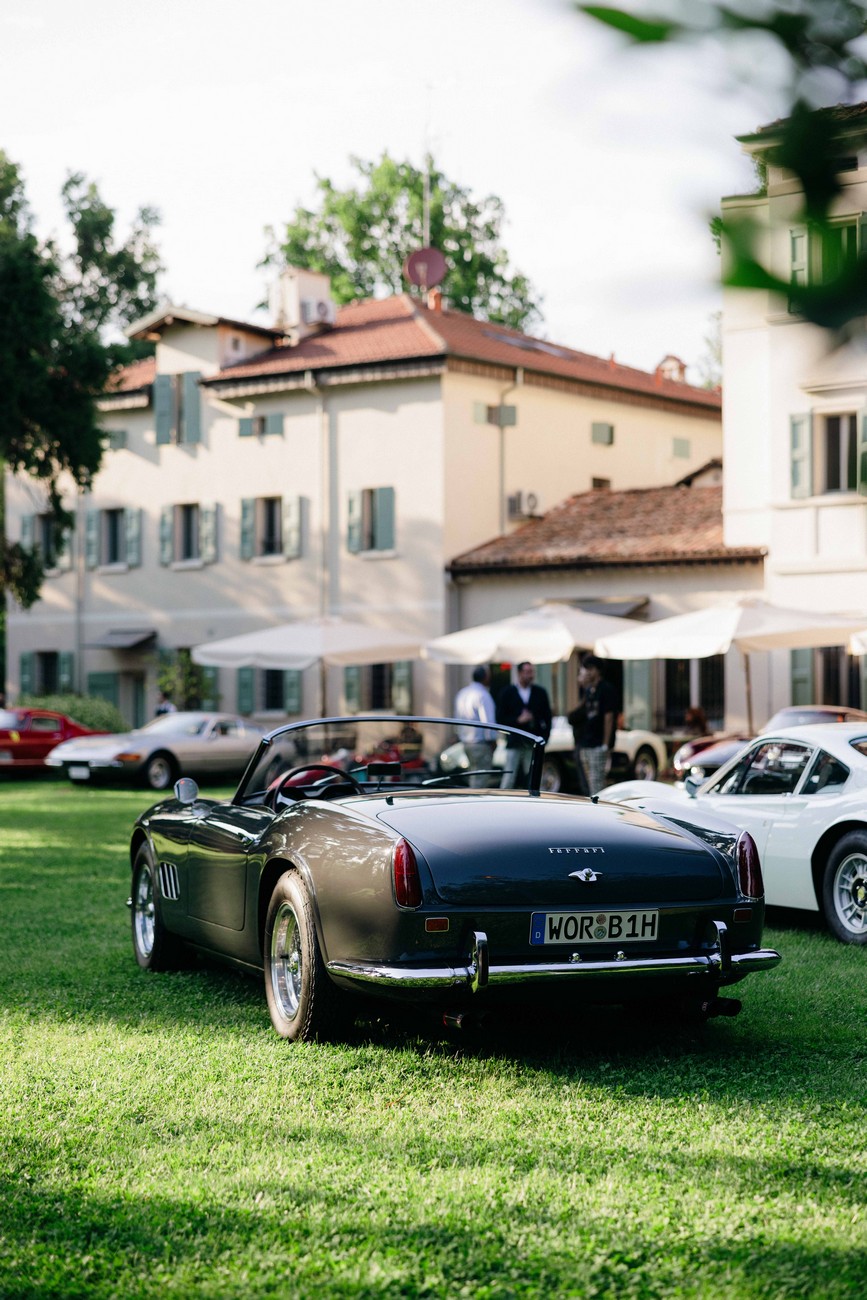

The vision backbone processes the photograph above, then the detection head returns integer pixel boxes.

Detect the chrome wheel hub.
[834,853,867,935]
[271,902,302,1020]
[134,865,155,956]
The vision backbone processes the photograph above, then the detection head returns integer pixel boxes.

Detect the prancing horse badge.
[569,867,602,884]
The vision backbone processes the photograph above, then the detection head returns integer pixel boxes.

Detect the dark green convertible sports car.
[129,716,782,1041]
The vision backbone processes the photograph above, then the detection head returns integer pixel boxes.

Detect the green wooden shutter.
[264,412,284,436]
[373,486,395,551]
[283,670,302,715]
[181,371,202,444]
[240,498,255,560]
[591,422,614,446]
[790,413,813,499]
[858,413,867,497]
[87,672,120,708]
[237,667,255,715]
[21,514,35,549]
[791,648,815,706]
[200,502,218,564]
[159,506,174,566]
[85,510,100,569]
[391,660,413,714]
[154,374,174,444]
[347,491,363,553]
[282,496,303,559]
[19,652,35,696]
[622,660,652,731]
[58,652,74,693]
[344,665,361,712]
[124,508,142,567]
[238,416,254,438]
[199,666,219,710]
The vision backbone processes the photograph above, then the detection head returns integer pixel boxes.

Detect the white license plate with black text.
[530,910,659,945]
[69,765,91,780]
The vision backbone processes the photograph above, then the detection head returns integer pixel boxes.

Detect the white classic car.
[601,721,867,944]
[442,715,667,792]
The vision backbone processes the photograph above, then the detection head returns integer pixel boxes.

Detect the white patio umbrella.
[192,617,422,715]
[594,597,867,732]
[422,602,643,665]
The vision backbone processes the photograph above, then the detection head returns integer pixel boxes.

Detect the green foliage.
[579,2,867,338]
[265,153,542,332]
[0,782,865,1298]
[0,151,161,608]
[16,692,126,732]
[157,648,216,710]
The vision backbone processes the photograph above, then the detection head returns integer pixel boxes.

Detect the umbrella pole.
[742,650,754,734]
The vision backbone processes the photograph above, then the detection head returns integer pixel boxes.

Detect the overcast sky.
[2,0,777,377]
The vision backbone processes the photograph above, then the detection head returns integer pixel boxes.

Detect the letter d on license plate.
[530,910,658,945]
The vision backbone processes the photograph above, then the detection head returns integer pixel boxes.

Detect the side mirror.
[174,776,199,804]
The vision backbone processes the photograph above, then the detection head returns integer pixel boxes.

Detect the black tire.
[145,751,177,791]
[632,746,659,782]
[822,832,867,944]
[131,844,186,970]
[263,872,346,1041]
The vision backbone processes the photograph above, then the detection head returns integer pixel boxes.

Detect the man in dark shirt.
[496,661,552,788]
[576,654,618,795]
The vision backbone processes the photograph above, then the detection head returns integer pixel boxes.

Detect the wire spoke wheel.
[270,901,303,1022]
[133,859,155,959]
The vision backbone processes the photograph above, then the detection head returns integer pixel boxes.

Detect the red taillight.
[736,832,763,899]
[393,838,422,908]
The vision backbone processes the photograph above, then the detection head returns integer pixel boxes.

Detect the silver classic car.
[129,716,781,1041]
[47,711,264,789]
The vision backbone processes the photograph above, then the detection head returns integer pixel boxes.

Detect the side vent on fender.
[159,861,181,901]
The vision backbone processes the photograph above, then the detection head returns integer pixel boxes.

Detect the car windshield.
[235,716,543,804]
[137,712,211,737]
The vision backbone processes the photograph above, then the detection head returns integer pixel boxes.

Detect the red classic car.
[0,708,105,771]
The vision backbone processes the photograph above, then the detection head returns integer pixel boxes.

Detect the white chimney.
[270,267,336,339]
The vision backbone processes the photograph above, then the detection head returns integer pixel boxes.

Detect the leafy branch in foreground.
[579,2,867,336]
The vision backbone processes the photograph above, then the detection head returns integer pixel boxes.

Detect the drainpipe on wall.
[497,366,523,535]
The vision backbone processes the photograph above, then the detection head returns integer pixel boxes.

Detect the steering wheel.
[271,763,364,807]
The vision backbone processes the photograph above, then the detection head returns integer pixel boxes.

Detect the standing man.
[155,691,178,717]
[576,653,617,795]
[454,666,497,787]
[496,661,552,789]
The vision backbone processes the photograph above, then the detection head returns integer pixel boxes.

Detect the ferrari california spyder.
[128,716,781,1041]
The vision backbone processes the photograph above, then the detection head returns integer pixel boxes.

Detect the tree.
[265,153,541,332]
[579,1,867,337]
[0,152,161,608]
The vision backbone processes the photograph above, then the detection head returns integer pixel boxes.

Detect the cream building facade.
[722,104,867,714]
[5,273,721,725]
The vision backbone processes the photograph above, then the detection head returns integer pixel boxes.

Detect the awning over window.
[87,628,157,650]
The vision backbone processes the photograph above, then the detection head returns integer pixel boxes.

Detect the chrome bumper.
[327,924,782,993]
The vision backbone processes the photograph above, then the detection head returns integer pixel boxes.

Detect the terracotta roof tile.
[108,356,156,392]
[448,485,764,573]
[206,294,721,411]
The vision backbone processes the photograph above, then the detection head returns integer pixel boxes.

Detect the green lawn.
[1,781,864,1299]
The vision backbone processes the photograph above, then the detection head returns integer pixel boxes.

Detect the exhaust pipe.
[702,997,742,1019]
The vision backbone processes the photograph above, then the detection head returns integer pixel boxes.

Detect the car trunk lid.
[375,794,728,906]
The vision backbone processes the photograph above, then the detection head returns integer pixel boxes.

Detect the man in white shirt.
[454,666,497,787]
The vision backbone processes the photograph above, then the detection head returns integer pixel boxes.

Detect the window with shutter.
[199,667,219,710]
[344,665,361,712]
[591,422,614,446]
[180,371,202,444]
[284,670,302,714]
[85,510,100,569]
[58,652,75,693]
[159,506,174,566]
[240,499,255,560]
[154,374,174,444]
[200,503,218,564]
[237,667,255,715]
[19,652,35,696]
[125,508,142,568]
[238,416,255,438]
[791,649,815,706]
[282,496,303,559]
[391,661,413,713]
[347,491,363,553]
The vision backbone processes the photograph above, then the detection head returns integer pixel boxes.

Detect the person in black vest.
[496,661,552,788]
[575,653,618,795]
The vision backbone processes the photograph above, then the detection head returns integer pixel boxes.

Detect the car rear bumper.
[328,924,782,993]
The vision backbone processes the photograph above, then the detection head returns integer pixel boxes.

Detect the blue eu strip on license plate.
[529,910,659,945]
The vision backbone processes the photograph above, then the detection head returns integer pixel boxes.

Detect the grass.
[0,780,865,1299]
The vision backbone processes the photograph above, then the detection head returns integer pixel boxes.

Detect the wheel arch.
[258,854,322,957]
[810,819,867,907]
[130,826,150,873]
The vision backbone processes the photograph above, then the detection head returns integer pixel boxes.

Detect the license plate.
[529,910,659,945]
[0,750,12,763]
[69,765,91,780]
